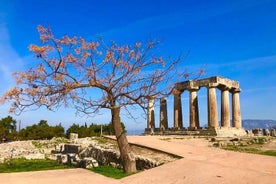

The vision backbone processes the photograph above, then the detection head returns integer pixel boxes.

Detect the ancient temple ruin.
[145,76,246,136]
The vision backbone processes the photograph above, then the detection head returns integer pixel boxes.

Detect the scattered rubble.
[0,135,177,170]
[211,135,275,149]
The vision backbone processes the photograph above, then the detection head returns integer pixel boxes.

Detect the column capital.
[172,88,182,95]
[147,95,157,100]
[207,83,219,88]
[188,86,200,92]
[218,85,230,91]
[160,97,167,103]
[230,88,241,93]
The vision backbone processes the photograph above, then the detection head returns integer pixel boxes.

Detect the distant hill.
[242,119,276,130]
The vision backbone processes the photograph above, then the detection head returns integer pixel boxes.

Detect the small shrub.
[213,142,220,147]
[210,137,216,142]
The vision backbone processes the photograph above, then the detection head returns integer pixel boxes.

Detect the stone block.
[77,157,99,168]
[271,129,276,137]
[252,128,262,136]
[263,129,270,136]
[63,144,80,154]
[69,133,78,143]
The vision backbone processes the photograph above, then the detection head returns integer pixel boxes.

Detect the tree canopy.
[0,116,17,141]
[66,122,125,138]
[0,25,196,173]
[1,25,189,115]
[18,120,65,140]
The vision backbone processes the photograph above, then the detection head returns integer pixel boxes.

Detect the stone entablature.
[175,76,239,91]
[146,76,243,135]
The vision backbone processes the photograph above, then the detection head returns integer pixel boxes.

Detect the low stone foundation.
[145,127,247,137]
[215,127,247,137]
[58,142,162,170]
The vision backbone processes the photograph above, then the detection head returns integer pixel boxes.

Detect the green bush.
[66,122,126,138]
[19,120,65,140]
[0,116,17,141]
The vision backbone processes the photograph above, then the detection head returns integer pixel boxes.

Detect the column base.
[173,127,182,131]
[188,127,202,131]
[215,127,246,137]
[144,128,156,134]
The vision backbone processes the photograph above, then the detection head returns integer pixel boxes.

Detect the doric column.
[189,88,199,130]
[231,89,242,128]
[221,87,230,127]
[147,97,155,131]
[208,84,218,128]
[160,97,168,131]
[173,90,183,130]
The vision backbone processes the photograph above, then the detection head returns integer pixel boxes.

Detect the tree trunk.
[111,106,137,173]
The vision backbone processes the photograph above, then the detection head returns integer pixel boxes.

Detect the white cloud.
[0,24,24,92]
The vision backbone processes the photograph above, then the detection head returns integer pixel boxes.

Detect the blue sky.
[0,0,276,132]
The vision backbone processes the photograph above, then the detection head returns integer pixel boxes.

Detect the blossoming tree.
[1,25,196,173]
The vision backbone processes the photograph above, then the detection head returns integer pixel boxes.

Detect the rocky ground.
[0,137,178,167]
[1,135,275,163]
[209,135,276,151]
[0,135,275,171]
[1,135,276,184]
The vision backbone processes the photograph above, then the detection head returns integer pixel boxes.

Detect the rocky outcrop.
[0,137,175,171]
[64,140,161,170]
[79,146,120,165]
[77,145,161,170]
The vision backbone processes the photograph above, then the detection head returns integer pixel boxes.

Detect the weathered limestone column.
[173,90,183,130]
[231,89,242,128]
[208,84,218,128]
[147,97,155,131]
[160,98,168,131]
[221,87,230,127]
[189,88,200,130]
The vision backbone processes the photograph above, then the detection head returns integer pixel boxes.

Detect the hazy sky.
[0,0,276,131]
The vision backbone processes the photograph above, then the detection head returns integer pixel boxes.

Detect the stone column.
[173,90,183,130]
[208,84,218,128]
[147,97,155,131]
[231,89,242,128]
[221,87,230,127]
[189,88,199,130]
[160,98,168,131]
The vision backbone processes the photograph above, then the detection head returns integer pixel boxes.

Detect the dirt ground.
[1,135,276,184]
[105,137,179,164]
